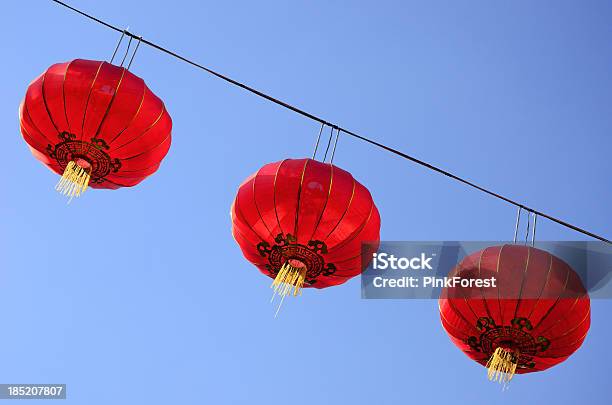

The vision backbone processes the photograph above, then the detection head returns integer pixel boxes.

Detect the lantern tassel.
[486,347,518,385]
[55,160,91,202]
[270,262,307,317]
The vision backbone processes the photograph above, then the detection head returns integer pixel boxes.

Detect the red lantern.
[439,245,590,384]
[231,158,380,309]
[19,59,172,200]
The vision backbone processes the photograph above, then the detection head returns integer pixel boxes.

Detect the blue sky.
[1,1,610,404]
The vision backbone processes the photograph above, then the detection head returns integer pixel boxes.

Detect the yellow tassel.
[486,347,518,385]
[55,161,91,202]
[270,261,307,317]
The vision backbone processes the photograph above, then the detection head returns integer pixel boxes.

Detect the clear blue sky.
[1,1,610,404]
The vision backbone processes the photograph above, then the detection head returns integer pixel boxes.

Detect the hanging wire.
[531,213,538,246]
[513,206,522,243]
[322,125,334,162]
[126,36,142,70]
[49,0,611,244]
[312,123,325,159]
[329,128,340,164]
[524,210,531,245]
[119,35,133,67]
[109,28,127,64]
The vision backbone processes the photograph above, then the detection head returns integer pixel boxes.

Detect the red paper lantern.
[19,59,172,200]
[231,158,380,307]
[439,245,590,384]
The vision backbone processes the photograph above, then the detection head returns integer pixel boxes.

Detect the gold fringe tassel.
[270,262,307,317]
[486,347,518,385]
[55,161,91,202]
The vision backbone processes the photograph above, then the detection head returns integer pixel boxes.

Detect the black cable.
[49,0,610,244]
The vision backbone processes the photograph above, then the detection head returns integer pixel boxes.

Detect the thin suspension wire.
[322,126,334,162]
[312,123,325,159]
[49,0,611,244]
[127,36,142,70]
[109,29,127,63]
[525,210,531,245]
[532,213,538,246]
[330,128,340,164]
[119,36,133,67]
[513,206,522,243]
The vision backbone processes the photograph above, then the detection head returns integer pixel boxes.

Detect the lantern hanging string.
[513,206,522,243]
[312,123,325,159]
[531,214,538,246]
[109,28,127,64]
[330,128,340,164]
[322,126,334,163]
[119,35,132,67]
[525,211,531,245]
[127,36,143,70]
[50,0,611,244]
